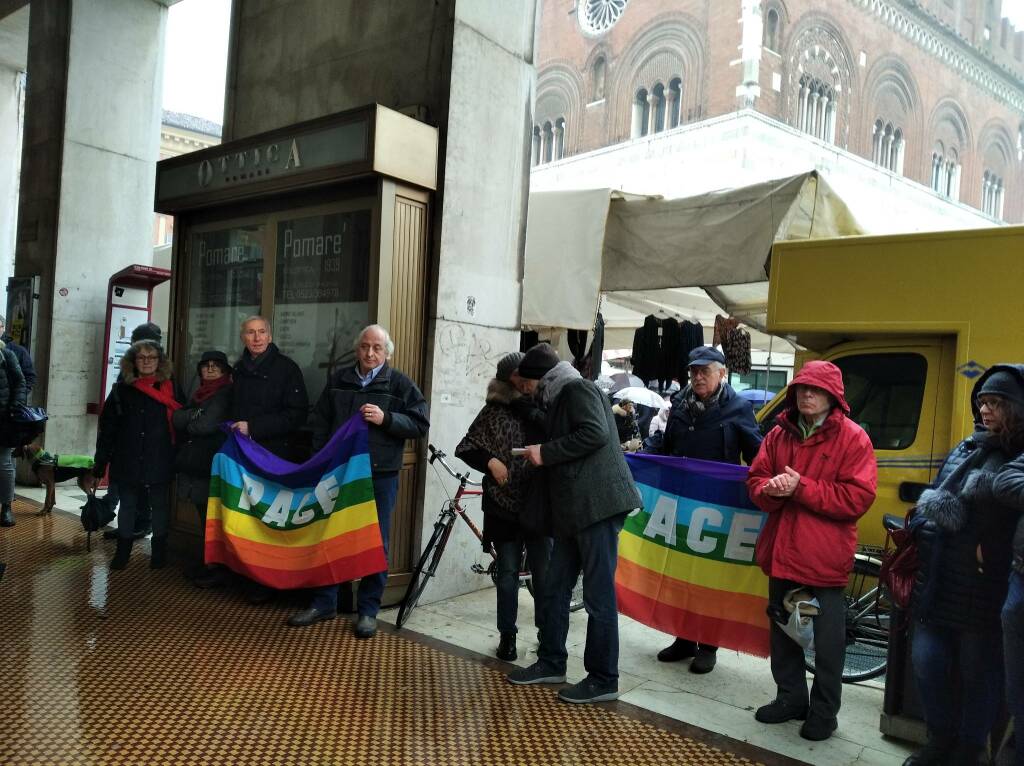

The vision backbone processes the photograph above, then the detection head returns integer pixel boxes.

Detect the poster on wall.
[274,210,372,402]
[104,286,151,400]
[5,277,35,350]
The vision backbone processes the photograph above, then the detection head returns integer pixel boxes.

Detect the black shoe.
[193,568,227,589]
[657,638,696,662]
[354,615,378,639]
[690,646,718,674]
[287,607,337,627]
[110,539,133,570]
[496,632,517,661]
[558,676,619,704]
[799,714,838,741]
[507,661,566,685]
[754,698,808,724]
[149,536,167,569]
[245,583,274,605]
[902,733,958,765]
[0,504,14,527]
[103,529,119,540]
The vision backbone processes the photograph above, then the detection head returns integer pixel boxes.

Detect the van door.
[756,339,952,552]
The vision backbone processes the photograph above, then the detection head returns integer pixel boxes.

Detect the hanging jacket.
[747,360,877,587]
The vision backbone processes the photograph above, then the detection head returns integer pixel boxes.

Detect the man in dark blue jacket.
[288,324,429,638]
[653,346,762,673]
[0,315,35,393]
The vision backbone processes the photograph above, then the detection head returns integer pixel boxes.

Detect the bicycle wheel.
[396,515,453,629]
[804,557,890,683]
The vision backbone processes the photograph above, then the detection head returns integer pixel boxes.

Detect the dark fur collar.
[486,378,519,405]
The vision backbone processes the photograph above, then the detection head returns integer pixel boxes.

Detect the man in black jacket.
[230,316,308,459]
[288,324,429,638]
[652,346,761,673]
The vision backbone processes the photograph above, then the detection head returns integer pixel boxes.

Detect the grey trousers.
[0,447,14,504]
[768,577,846,720]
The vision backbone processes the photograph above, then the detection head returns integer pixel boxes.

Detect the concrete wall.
[226,0,539,602]
[0,66,23,293]
[15,0,167,454]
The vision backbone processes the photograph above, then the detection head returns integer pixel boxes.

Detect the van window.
[758,353,927,450]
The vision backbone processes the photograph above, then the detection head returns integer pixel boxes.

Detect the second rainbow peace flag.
[206,415,387,589]
[617,454,771,657]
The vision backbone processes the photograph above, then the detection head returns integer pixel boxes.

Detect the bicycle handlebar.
[427,444,482,487]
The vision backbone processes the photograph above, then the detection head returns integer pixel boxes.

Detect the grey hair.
[353,324,395,357]
[240,315,272,334]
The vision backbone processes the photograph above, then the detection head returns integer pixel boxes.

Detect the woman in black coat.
[92,340,183,571]
[173,350,232,587]
[0,340,26,527]
[905,365,1024,766]
[455,352,551,662]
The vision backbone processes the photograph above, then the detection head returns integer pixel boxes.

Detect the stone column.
[631,97,644,138]
[665,88,677,129]
[14,0,167,454]
[646,93,658,135]
[0,67,24,295]
[553,119,563,160]
[531,127,540,166]
[798,84,808,132]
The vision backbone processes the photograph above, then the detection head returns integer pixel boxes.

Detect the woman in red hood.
[746,360,877,742]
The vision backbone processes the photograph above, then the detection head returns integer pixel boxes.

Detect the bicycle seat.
[883,513,906,532]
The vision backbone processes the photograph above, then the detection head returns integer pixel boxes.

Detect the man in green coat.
[506,343,641,704]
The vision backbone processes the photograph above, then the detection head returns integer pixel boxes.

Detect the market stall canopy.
[522,171,864,331]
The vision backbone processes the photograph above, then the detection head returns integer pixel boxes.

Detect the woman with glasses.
[91,340,183,571]
[173,350,233,588]
[903,365,1024,766]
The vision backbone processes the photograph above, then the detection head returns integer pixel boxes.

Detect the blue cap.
[687,346,726,367]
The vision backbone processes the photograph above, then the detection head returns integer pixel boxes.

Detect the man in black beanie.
[506,343,641,704]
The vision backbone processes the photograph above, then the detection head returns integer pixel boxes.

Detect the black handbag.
[80,491,116,551]
[0,404,47,447]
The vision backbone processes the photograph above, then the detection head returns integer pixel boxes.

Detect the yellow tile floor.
[0,498,805,765]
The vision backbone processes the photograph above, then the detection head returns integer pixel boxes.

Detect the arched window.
[668,78,683,129]
[764,8,780,52]
[632,88,650,138]
[591,57,607,101]
[871,119,904,174]
[797,74,836,143]
[982,170,1005,219]
[652,83,666,133]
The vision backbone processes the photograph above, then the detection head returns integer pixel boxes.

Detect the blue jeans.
[911,622,1005,746]
[495,537,552,635]
[310,474,398,617]
[537,513,626,686]
[1003,570,1024,765]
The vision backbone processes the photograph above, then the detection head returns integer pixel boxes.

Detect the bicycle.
[396,444,584,629]
[802,515,902,683]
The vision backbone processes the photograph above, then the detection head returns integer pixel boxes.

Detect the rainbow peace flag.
[205,415,387,589]
[617,454,771,657]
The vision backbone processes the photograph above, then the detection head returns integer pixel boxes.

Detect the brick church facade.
[534,0,1024,222]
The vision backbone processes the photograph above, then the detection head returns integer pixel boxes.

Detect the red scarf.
[132,376,183,443]
[192,374,232,404]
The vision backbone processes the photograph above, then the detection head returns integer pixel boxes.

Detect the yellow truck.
[757,226,1024,550]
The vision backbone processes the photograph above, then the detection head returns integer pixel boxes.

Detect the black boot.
[903,732,958,766]
[149,536,167,570]
[110,538,133,570]
[0,504,14,527]
[496,632,517,661]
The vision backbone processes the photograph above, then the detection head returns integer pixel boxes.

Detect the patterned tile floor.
[0,497,810,766]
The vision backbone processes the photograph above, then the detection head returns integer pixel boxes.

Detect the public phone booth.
[96,265,172,407]
[153,104,437,605]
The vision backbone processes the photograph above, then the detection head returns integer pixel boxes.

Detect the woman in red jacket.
[746,360,877,742]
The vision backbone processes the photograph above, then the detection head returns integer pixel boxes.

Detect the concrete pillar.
[14,0,168,454]
[646,93,658,135]
[0,67,24,294]
[630,97,644,138]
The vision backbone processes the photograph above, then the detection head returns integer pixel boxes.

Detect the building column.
[798,84,808,132]
[530,127,540,166]
[808,92,820,137]
[14,0,167,454]
[0,66,24,297]
[553,119,564,159]
[630,98,644,138]
[665,89,677,129]
[646,93,658,135]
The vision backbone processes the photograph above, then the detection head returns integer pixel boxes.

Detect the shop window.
[185,223,264,381]
[274,209,372,404]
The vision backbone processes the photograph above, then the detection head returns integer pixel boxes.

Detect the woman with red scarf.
[93,340,183,571]
[173,350,233,588]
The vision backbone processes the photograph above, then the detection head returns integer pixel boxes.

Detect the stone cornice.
[852,0,1024,114]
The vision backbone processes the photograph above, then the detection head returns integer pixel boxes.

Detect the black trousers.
[768,577,846,720]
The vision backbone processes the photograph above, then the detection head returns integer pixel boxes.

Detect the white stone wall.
[418,0,539,603]
[529,109,998,235]
[45,0,166,454]
[0,66,23,296]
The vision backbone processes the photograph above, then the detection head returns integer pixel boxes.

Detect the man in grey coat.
[507,343,641,704]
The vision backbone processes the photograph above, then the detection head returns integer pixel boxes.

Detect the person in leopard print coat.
[456,351,551,662]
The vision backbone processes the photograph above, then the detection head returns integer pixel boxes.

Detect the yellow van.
[755,226,1023,551]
